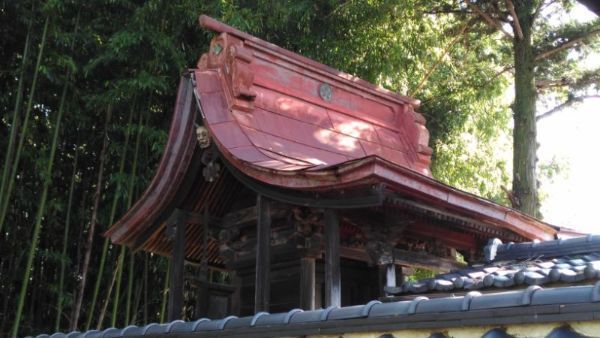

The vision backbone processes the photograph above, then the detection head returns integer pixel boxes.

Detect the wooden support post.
[254,194,271,313]
[168,210,186,321]
[231,272,242,316]
[299,257,316,310]
[386,264,396,288]
[324,209,341,308]
[195,208,210,318]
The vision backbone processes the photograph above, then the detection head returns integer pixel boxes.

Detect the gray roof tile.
[393,236,600,296]
[546,326,586,338]
[414,296,462,313]
[222,316,253,330]
[100,328,121,338]
[429,333,448,338]
[482,328,514,338]
[31,281,600,338]
[531,285,592,305]
[368,298,420,317]
[288,308,327,323]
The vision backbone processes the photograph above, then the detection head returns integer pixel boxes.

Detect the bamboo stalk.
[111,246,126,326]
[0,16,50,235]
[0,18,33,230]
[130,273,143,324]
[8,17,53,337]
[55,148,79,331]
[53,11,81,330]
[71,105,112,331]
[86,108,135,329]
[96,261,120,330]
[125,251,135,324]
[125,113,144,325]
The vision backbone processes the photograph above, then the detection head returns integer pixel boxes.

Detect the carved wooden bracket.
[366,240,394,265]
[226,45,255,100]
[198,32,256,111]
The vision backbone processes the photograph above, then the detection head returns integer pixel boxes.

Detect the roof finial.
[484,238,503,262]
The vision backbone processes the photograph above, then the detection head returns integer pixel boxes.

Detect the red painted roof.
[106,16,561,252]
[196,15,432,180]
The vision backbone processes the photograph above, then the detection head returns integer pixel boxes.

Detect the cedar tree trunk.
[512,1,539,217]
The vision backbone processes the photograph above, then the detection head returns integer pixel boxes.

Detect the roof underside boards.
[32,282,600,338]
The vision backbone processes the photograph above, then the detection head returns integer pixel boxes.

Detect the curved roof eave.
[105,74,198,245]
[105,16,559,248]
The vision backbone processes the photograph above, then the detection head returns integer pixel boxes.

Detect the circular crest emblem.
[318,83,332,101]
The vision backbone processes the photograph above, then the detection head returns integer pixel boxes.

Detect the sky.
[538,98,600,234]
[536,3,599,234]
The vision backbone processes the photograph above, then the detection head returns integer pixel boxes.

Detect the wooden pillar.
[324,209,341,308]
[299,257,316,310]
[254,194,271,313]
[168,210,186,321]
[231,272,242,316]
[195,208,211,318]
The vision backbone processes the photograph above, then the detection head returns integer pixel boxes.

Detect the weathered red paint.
[195,27,432,176]
[106,15,560,255]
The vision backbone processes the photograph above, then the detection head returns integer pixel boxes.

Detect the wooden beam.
[221,204,288,229]
[389,196,525,242]
[324,209,341,308]
[392,248,466,272]
[254,194,271,313]
[168,210,186,321]
[340,246,465,273]
[299,257,316,310]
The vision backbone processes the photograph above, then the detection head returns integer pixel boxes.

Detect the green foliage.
[405,268,436,282]
[0,0,541,336]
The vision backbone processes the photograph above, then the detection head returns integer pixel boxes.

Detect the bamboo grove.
[1,1,598,337]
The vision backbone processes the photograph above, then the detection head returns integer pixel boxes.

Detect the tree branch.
[505,0,523,39]
[536,95,600,121]
[421,9,472,15]
[535,29,600,62]
[411,20,473,96]
[467,0,514,40]
[535,77,573,89]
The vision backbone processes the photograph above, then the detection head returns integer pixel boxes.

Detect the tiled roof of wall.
[390,235,600,295]
[489,234,600,261]
[30,281,600,338]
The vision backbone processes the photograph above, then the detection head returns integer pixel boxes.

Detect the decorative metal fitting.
[213,43,223,55]
[318,83,332,101]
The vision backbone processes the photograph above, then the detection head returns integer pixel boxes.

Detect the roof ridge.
[486,235,600,262]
